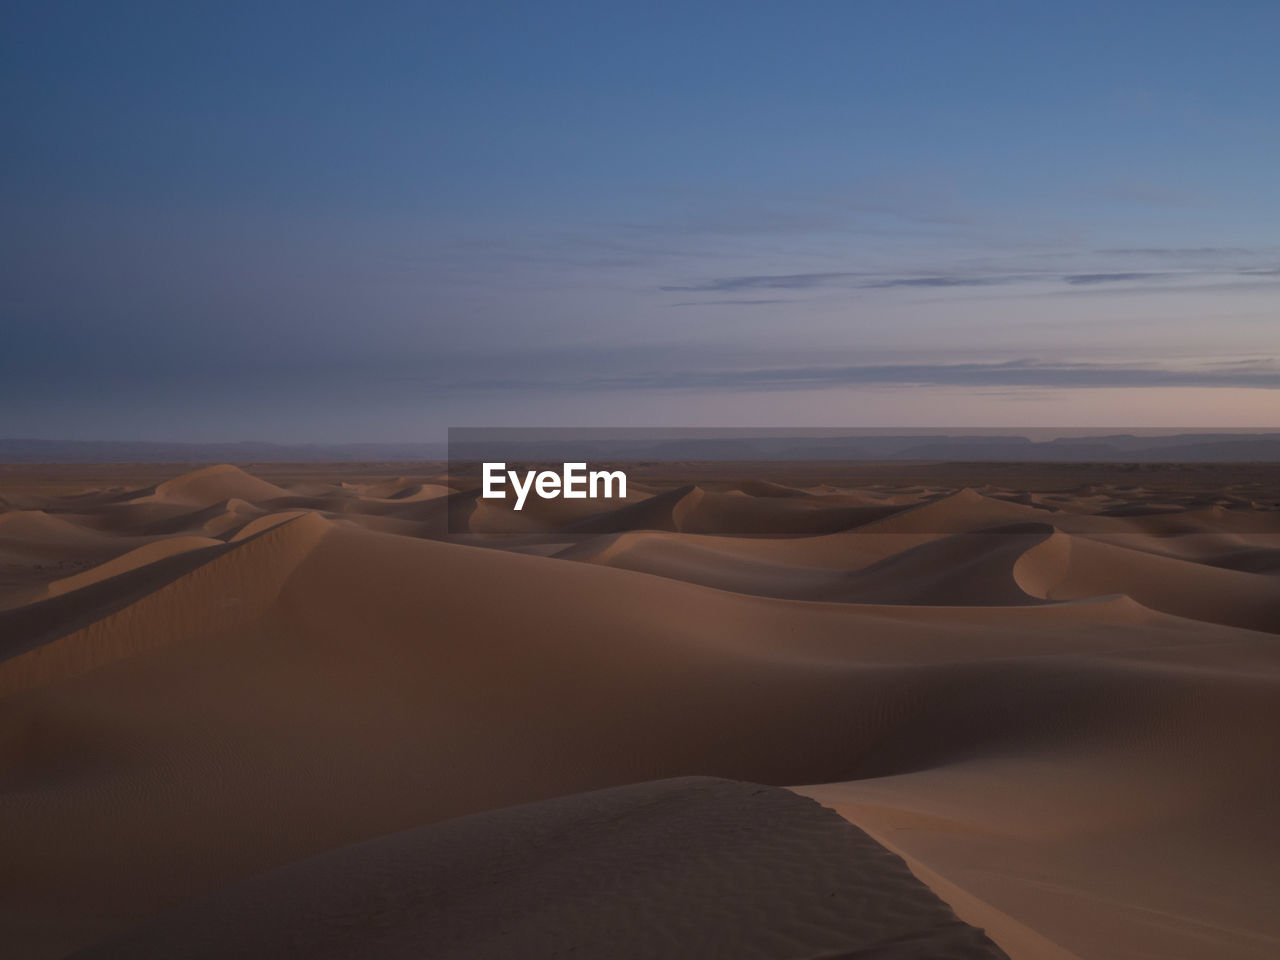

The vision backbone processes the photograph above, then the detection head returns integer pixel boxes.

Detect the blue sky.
[3,0,1278,440]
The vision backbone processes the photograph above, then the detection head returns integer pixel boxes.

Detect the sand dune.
[561,524,1052,604]
[148,463,291,507]
[1,462,1277,960]
[0,513,327,696]
[43,535,225,598]
[0,511,166,610]
[1016,530,1280,632]
[70,777,1008,960]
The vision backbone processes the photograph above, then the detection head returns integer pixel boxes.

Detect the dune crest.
[150,464,291,507]
[0,512,330,696]
[69,778,1009,960]
[45,535,224,598]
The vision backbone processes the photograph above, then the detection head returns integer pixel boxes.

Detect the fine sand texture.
[69,777,1007,960]
[1,461,1278,959]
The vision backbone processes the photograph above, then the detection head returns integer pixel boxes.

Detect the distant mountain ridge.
[5,433,1280,463]
[0,439,449,464]
[451,432,1280,463]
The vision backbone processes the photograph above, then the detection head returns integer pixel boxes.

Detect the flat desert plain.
[2,461,1279,959]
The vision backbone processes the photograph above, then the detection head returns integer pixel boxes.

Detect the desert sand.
[2,460,1278,959]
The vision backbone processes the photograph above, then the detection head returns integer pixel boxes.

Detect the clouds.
[661,255,1280,304]
[446,357,1280,394]
[669,298,796,307]
[660,270,1005,296]
[7,3,1280,441]
[658,269,1036,298]
[1095,247,1257,258]
[660,272,859,292]
[1062,272,1164,285]
[861,275,1006,289]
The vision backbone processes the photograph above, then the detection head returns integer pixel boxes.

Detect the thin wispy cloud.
[860,275,1008,289]
[1096,247,1258,258]
[451,358,1280,393]
[1012,276,1280,301]
[662,259,1280,306]
[661,270,1008,295]
[669,298,796,307]
[660,272,859,292]
[1063,272,1166,285]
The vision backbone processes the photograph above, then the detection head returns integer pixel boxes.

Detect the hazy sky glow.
[3,1,1279,440]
